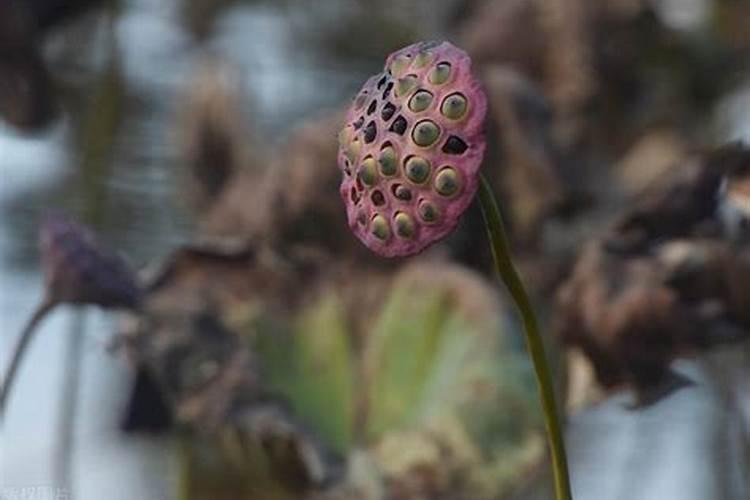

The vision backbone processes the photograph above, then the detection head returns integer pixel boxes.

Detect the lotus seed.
[371,214,390,240]
[346,137,362,162]
[429,62,451,85]
[409,90,433,113]
[413,50,434,69]
[390,55,411,77]
[394,212,415,238]
[395,75,418,98]
[434,167,461,197]
[418,200,439,223]
[378,146,398,176]
[392,184,413,201]
[405,156,431,184]
[412,120,440,147]
[358,157,378,186]
[441,93,467,120]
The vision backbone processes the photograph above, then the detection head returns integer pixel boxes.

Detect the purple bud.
[338,41,488,257]
[39,212,142,309]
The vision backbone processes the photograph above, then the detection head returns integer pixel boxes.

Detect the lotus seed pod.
[39,212,142,308]
[338,41,488,257]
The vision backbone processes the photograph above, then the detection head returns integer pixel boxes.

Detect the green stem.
[477,175,572,500]
[177,433,192,500]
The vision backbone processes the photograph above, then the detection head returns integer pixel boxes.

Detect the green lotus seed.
[394,212,415,238]
[434,167,461,197]
[338,127,351,148]
[371,214,390,240]
[392,184,412,201]
[428,62,451,85]
[418,201,439,223]
[390,55,411,77]
[395,75,418,98]
[378,146,398,176]
[404,156,431,184]
[440,93,467,120]
[412,120,440,147]
[346,138,362,163]
[413,50,434,69]
[408,90,433,112]
[358,156,378,186]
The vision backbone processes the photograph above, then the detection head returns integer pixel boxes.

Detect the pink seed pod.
[338,41,488,257]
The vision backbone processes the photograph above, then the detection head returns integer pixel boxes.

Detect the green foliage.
[253,294,356,453]
[248,264,544,497]
[363,270,541,455]
[364,286,455,438]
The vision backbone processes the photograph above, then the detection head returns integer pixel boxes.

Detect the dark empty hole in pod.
[350,186,360,203]
[367,99,378,115]
[377,75,388,89]
[353,116,364,129]
[364,121,377,143]
[357,212,367,225]
[356,177,364,192]
[442,135,468,154]
[382,102,396,121]
[389,115,408,136]
[382,81,394,100]
[391,184,412,201]
[371,190,386,206]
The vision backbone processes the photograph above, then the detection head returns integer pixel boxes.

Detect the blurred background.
[1,0,749,499]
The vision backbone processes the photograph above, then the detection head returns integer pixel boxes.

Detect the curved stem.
[477,175,572,500]
[0,297,58,422]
